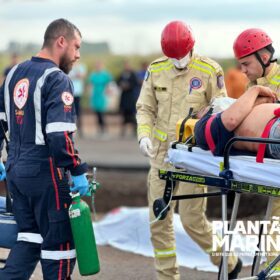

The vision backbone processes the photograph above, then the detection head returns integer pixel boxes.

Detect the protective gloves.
[0,161,6,181]
[139,137,154,158]
[70,174,89,196]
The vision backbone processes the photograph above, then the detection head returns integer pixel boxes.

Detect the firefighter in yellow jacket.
[136,21,242,280]
[233,28,280,271]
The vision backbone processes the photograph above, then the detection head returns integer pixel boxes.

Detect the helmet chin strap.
[254,46,277,77]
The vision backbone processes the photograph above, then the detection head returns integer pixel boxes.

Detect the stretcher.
[153,136,280,280]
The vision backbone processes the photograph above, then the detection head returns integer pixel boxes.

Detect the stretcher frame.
[154,136,280,280]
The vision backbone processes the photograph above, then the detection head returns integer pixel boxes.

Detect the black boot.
[228,258,242,279]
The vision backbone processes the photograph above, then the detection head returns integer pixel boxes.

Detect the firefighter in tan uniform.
[233,28,280,272]
[136,21,241,280]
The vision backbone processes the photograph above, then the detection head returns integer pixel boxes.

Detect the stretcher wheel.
[153,198,169,220]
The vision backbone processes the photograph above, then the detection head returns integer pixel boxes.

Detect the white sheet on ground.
[167,145,280,187]
[93,207,259,272]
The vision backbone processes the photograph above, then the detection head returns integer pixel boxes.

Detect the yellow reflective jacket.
[248,63,280,96]
[136,54,227,169]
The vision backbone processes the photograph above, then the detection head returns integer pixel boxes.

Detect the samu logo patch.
[13,78,29,109]
[61,92,74,106]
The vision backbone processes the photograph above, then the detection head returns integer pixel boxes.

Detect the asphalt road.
[1,246,254,280]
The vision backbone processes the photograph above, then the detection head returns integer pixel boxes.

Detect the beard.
[59,51,75,74]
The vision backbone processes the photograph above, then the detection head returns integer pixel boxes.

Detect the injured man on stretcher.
[194,85,279,158]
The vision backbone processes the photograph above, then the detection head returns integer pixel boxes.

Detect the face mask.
[171,54,191,69]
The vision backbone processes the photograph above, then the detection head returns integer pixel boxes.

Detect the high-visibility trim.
[17,232,43,244]
[138,125,152,135]
[193,59,215,72]
[34,67,60,145]
[150,61,174,73]
[41,249,76,260]
[46,122,77,134]
[4,64,18,132]
[269,75,280,86]
[265,262,280,270]
[0,112,7,121]
[272,216,280,221]
[153,128,167,142]
[154,247,176,258]
[0,218,16,224]
[189,60,215,76]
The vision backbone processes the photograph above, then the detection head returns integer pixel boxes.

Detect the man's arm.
[136,67,157,142]
[221,85,277,131]
[45,72,87,175]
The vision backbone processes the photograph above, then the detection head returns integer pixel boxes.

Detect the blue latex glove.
[70,174,89,196]
[0,162,6,181]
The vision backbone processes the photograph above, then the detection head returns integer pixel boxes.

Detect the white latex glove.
[139,137,154,158]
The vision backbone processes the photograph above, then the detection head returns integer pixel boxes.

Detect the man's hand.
[254,96,276,106]
[254,85,277,101]
[139,137,154,158]
[70,174,89,196]
[0,162,6,181]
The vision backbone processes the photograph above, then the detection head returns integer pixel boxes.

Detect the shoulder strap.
[178,108,194,142]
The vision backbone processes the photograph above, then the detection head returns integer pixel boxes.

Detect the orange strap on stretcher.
[205,114,217,153]
[256,108,280,163]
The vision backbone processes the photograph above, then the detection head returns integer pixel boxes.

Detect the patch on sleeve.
[14,78,29,109]
[144,70,150,81]
[217,74,224,89]
[61,92,74,106]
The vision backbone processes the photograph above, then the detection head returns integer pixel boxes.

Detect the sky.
[1,0,280,58]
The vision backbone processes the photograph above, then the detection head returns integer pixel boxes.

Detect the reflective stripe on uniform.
[34,67,61,145]
[269,75,280,86]
[189,59,215,76]
[0,112,7,121]
[150,61,174,73]
[41,249,76,260]
[153,128,167,142]
[17,232,43,244]
[137,124,151,135]
[46,122,77,134]
[4,64,18,132]
[154,247,176,258]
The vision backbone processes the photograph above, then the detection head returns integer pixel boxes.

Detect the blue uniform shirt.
[0,57,87,175]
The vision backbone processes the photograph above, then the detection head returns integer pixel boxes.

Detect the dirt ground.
[0,246,254,280]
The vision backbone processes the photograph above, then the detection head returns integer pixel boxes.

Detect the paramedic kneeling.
[195,85,277,156]
[0,19,89,280]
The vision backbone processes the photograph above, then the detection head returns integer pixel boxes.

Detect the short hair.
[42,18,82,48]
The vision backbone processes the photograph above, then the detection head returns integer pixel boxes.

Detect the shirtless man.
[194,85,278,157]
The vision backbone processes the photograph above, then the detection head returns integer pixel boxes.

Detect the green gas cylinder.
[69,193,100,275]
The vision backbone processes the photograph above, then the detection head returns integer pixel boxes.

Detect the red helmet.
[161,21,195,59]
[233,28,273,59]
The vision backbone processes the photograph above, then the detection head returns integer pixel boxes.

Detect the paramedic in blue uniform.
[0,18,89,280]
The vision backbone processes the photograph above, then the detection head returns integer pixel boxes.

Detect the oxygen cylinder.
[69,193,100,275]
